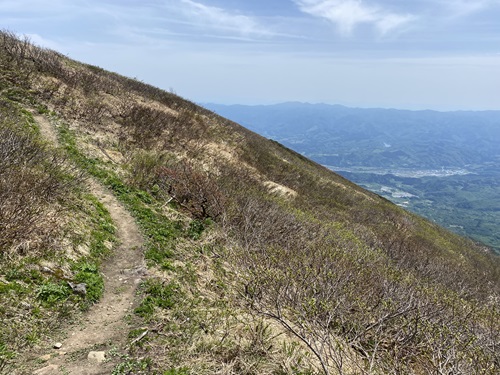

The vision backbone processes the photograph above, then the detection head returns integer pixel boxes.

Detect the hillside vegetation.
[1,31,499,374]
[205,102,500,253]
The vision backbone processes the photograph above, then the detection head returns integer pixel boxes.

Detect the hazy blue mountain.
[204,102,500,169]
[205,102,500,253]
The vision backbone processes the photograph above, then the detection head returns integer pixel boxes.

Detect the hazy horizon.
[203,100,500,113]
[2,0,500,111]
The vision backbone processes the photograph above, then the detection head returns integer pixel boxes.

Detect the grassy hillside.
[1,31,499,374]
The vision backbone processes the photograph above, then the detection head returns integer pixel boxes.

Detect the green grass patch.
[187,219,211,240]
[0,340,16,370]
[57,124,183,268]
[134,279,181,320]
[111,354,153,375]
[36,281,71,307]
[72,261,104,306]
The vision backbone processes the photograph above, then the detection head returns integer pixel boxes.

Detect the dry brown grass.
[1,30,499,374]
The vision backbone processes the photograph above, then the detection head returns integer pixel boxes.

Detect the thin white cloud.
[375,13,414,35]
[444,0,500,18]
[179,0,270,37]
[25,33,61,50]
[294,0,415,35]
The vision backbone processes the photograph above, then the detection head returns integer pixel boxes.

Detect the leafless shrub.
[125,150,170,192]
[219,184,500,374]
[84,97,111,124]
[32,48,64,76]
[0,30,37,89]
[117,104,176,148]
[156,160,226,220]
[0,107,81,255]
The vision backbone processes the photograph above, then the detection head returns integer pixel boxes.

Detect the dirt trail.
[28,115,146,374]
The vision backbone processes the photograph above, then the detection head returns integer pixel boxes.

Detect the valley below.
[335,166,500,253]
[206,102,500,254]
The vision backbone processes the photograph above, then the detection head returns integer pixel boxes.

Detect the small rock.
[67,281,87,295]
[88,351,106,363]
[53,342,62,349]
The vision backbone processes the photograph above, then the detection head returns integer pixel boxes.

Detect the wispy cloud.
[178,0,271,37]
[25,33,61,50]
[294,0,415,35]
[443,0,500,18]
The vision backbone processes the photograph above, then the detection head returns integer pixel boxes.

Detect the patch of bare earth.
[34,114,58,145]
[22,116,146,375]
[264,180,298,200]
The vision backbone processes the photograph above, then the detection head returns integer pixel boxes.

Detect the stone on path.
[88,351,106,363]
[53,342,62,349]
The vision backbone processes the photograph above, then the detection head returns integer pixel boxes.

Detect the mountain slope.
[1,31,499,374]
[204,102,500,253]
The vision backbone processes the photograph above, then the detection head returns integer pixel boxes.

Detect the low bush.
[0,100,80,255]
[156,160,226,221]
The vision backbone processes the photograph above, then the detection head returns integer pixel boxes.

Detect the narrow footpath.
[29,115,146,374]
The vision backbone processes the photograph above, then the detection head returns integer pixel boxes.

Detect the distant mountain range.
[204,102,500,169]
[205,102,500,252]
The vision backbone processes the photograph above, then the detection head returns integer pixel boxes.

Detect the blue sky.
[2,0,500,110]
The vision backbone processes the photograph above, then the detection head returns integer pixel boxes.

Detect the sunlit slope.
[1,31,499,374]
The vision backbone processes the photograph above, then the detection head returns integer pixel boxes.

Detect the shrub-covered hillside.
[1,31,499,374]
